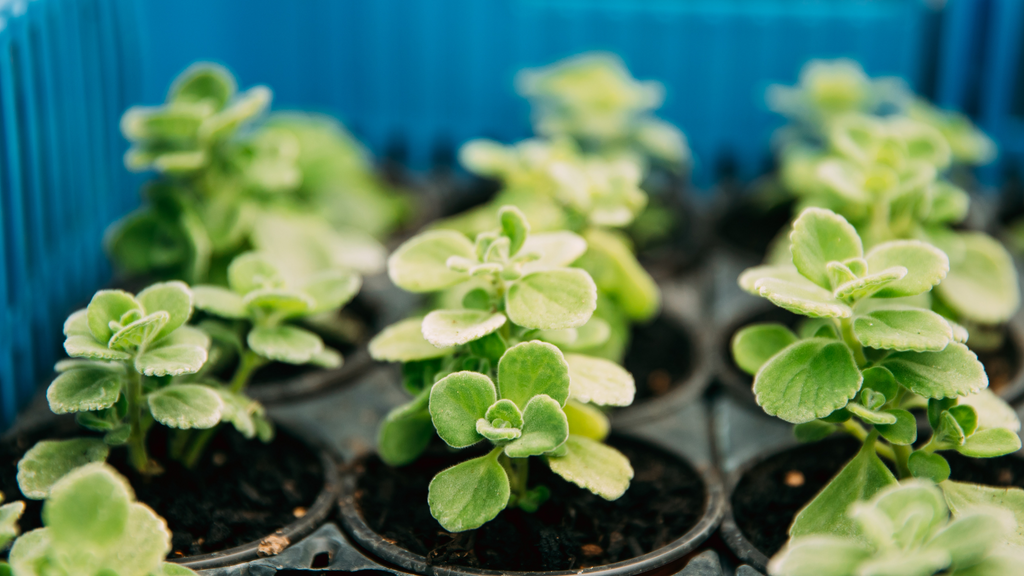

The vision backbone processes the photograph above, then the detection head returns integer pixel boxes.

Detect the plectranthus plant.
[8,463,198,576]
[768,481,1024,576]
[776,111,1019,341]
[515,52,690,169]
[15,281,229,497]
[368,207,637,531]
[732,207,1023,541]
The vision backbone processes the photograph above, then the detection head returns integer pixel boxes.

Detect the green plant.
[732,207,1023,541]
[8,463,197,576]
[516,52,689,168]
[768,481,1024,576]
[368,207,636,531]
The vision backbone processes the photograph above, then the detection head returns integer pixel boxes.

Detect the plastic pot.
[336,432,724,576]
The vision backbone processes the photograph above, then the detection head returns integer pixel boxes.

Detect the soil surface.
[0,420,323,558]
[354,436,705,572]
[731,436,865,557]
[947,451,1024,487]
[974,327,1022,399]
[714,189,794,259]
[626,314,695,404]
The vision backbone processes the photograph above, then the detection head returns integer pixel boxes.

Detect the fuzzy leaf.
[108,312,169,351]
[882,342,987,399]
[956,428,1022,458]
[136,281,193,342]
[485,399,524,428]
[739,265,808,293]
[47,366,124,414]
[148,384,223,429]
[790,440,898,539]
[767,536,873,576]
[790,208,864,289]
[135,326,210,377]
[378,391,433,467]
[731,323,799,375]
[248,325,323,364]
[17,439,110,499]
[960,389,1021,432]
[87,290,142,345]
[909,451,950,482]
[215,389,261,439]
[832,267,907,301]
[506,269,597,330]
[476,419,521,442]
[546,435,632,500]
[497,341,570,409]
[936,232,1020,324]
[191,285,247,319]
[44,463,131,550]
[499,206,529,256]
[853,307,953,351]
[302,269,361,314]
[874,409,917,445]
[941,480,1024,547]
[504,395,569,457]
[794,420,836,443]
[430,371,497,448]
[228,252,285,295]
[519,231,588,273]
[370,318,454,362]
[754,339,862,423]
[388,230,475,292]
[422,309,507,347]
[0,501,23,549]
[169,62,235,107]
[754,276,853,318]
[846,402,897,425]
[243,289,314,318]
[564,353,635,406]
[563,400,610,441]
[861,366,898,401]
[865,240,949,298]
[578,228,659,321]
[427,451,509,532]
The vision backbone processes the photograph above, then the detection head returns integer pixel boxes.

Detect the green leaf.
[17,439,110,499]
[369,318,454,362]
[546,435,633,500]
[429,371,497,448]
[156,563,202,576]
[497,341,571,409]
[739,264,808,293]
[169,62,235,108]
[47,366,124,414]
[865,240,949,298]
[949,405,979,436]
[148,384,223,429]
[909,451,950,482]
[941,480,1024,548]
[563,353,635,406]
[961,389,1021,433]
[846,402,897,425]
[930,514,1008,569]
[104,426,131,446]
[832,267,907,301]
[519,231,588,273]
[302,269,361,314]
[191,285,247,319]
[789,208,864,289]
[563,400,610,441]
[388,230,475,293]
[215,389,262,439]
[754,276,853,318]
[577,228,660,321]
[228,252,285,295]
[754,339,862,424]
[421,309,507,347]
[853,307,953,351]
[882,342,987,399]
[476,419,522,442]
[135,326,210,377]
[428,451,510,532]
[136,281,193,342]
[87,290,142,345]
[731,323,799,375]
[936,232,1020,324]
[504,395,569,457]
[378,390,434,466]
[499,205,530,256]
[243,289,314,318]
[956,428,1022,458]
[790,439,898,539]
[861,366,898,401]
[505,269,597,330]
[108,312,169,351]
[929,397,959,430]
[485,399,524,428]
[310,347,343,368]
[767,537,873,576]
[64,312,132,360]
[248,325,324,364]
[794,420,836,443]
[875,409,917,445]
[44,463,131,550]
[0,501,24,549]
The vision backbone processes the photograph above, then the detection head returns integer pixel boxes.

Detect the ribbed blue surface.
[977,0,1024,185]
[0,0,934,424]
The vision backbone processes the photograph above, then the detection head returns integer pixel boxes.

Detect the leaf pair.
[9,463,198,576]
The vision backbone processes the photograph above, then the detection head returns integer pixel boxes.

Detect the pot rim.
[611,302,713,428]
[168,422,342,570]
[336,432,725,576]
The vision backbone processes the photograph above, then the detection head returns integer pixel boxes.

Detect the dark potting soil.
[625,314,695,404]
[354,436,705,572]
[947,451,1024,488]
[730,436,866,558]
[0,421,323,558]
[714,188,794,259]
[974,326,1022,399]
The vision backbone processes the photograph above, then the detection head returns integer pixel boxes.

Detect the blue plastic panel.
[976,0,1024,185]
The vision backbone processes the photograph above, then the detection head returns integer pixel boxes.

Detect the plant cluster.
[369,206,637,531]
[109,63,403,285]
[734,206,1024,560]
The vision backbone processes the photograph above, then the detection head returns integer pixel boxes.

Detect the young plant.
[369,207,637,531]
[20,281,221,490]
[768,481,1024,576]
[515,52,689,168]
[8,463,198,576]
[732,207,1022,540]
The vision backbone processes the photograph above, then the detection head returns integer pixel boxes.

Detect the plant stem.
[841,419,896,462]
[893,444,912,479]
[839,317,868,368]
[125,368,151,474]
